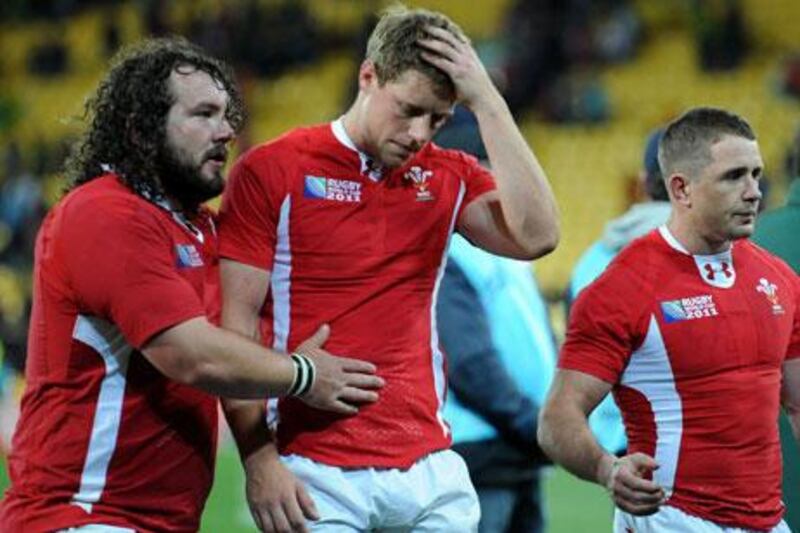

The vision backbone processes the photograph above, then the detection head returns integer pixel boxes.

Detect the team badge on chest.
[404,166,434,202]
[756,278,784,315]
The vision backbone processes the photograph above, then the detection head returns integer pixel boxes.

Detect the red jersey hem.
[0,505,136,533]
[280,442,452,470]
[666,499,784,531]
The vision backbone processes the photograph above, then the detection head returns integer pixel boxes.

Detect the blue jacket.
[439,235,556,446]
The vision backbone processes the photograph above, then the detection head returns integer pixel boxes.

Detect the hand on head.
[416,25,498,110]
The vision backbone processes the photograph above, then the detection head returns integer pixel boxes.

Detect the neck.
[666,215,730,255]
[341,100,374,159]
[159,186,200,217]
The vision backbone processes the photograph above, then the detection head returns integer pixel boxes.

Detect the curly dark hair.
[64,37,244,199]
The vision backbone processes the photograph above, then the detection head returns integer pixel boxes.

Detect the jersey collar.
[658,225,736,289]
[101,164,208,244]
[331,118,385,182]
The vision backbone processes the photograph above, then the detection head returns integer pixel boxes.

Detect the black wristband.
[288,353,315,397]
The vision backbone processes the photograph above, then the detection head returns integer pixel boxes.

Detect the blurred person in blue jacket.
[565,127,671,455]
[436,113,556,533]
[439,233,556,533]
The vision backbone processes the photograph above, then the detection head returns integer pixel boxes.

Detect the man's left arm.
[782,358,800,443]
[418,26,559,260]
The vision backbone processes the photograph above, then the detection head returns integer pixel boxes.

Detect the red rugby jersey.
[218,120,496,468]
[0,175,220,532]
[561,227,800,531]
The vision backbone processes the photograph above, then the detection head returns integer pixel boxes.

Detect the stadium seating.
[1,0,799,293]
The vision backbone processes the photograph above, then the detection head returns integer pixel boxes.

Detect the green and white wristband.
[288,353,316,397]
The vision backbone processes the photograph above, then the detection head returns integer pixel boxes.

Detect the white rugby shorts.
[282,449,479,532]
[614,505,790,533]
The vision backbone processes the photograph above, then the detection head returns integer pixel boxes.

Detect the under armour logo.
[359,155,384,181]
[704,262,732,281]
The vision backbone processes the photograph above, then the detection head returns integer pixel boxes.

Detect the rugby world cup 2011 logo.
[303,176,362,203]
[756,278,784,315]
[404,166,434,201]
[175,244,203,268]
[660,294,718,323]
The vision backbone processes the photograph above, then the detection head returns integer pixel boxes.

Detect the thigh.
[475,486,516,533]
[408,449,480,533]
[280,454,371,532]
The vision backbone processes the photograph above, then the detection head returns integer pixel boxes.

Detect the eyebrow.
[190,101,225,113]
[721,165,762,179]
[397,98,453,118]
[399,101,424,115]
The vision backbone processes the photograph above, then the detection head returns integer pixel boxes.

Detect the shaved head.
[658,107,756,182]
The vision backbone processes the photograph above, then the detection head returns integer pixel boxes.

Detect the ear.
[358,60,379,92]
[667,173,691,207]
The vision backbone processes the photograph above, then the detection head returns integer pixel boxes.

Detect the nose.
[408,116,433,147]
[216,118,235,143]
[743,175,762,202]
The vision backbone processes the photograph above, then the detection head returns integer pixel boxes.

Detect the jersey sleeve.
[217,151,285,271]
[456,152,496,217]
[63,199,206,349]
[559,262,648,384]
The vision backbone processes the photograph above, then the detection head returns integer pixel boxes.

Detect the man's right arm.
[141,302,381,407]
[142,316,296,398]
[219,259,332,533]
[538,369,665,515]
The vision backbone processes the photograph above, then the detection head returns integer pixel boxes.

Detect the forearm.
[189,325,295,397]
[472,93,559,256]
[143,318,295,399]
[222,398,276,462]
[538,403,616,486]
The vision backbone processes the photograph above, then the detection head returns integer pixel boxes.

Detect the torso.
[1,176,220,533]
[562,228,800,530]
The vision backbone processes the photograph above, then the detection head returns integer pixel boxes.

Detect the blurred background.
[0,0,799,531]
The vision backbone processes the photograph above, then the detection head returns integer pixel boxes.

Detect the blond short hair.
[366,4,468,99]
